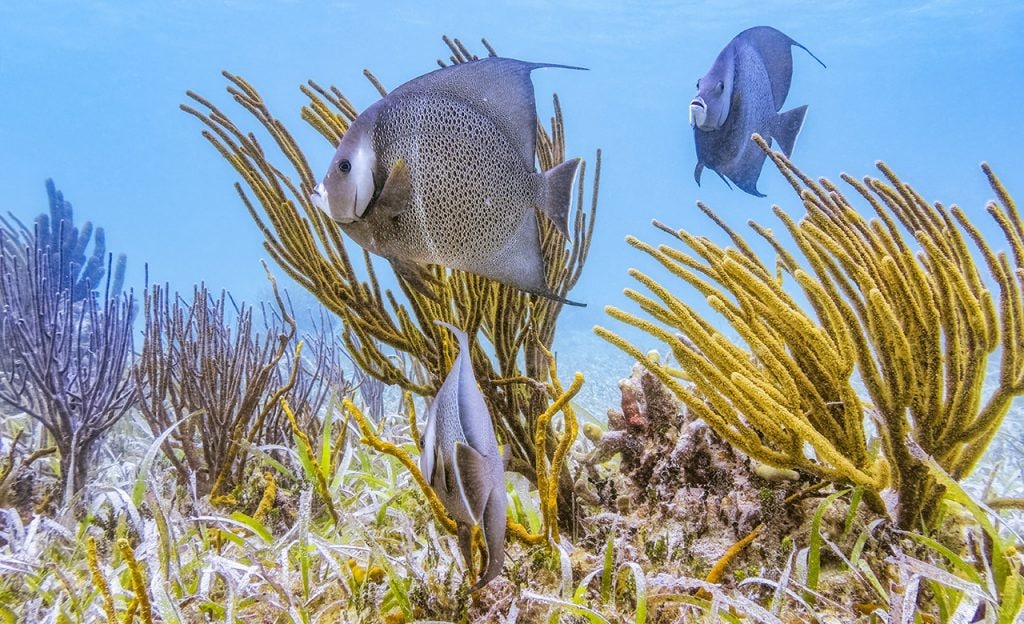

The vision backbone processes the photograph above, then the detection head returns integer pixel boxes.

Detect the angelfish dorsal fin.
[389,57,585,171]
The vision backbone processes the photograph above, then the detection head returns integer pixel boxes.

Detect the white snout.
[689,98,707,128]
[310,183,329,214]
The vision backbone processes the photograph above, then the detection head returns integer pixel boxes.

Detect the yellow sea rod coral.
[598,135,1024,529]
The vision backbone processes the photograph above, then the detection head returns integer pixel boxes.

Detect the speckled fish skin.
[418,321,507,591]
[690,26,825,197]
[311,57,584,305]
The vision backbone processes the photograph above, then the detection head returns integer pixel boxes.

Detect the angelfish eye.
[696,79,700,88]
[717,81,724,92]
[338,159,352,173]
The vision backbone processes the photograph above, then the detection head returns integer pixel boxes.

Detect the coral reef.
[598,135,1024,529]
[182,36,599,525]
[585,355,808,580]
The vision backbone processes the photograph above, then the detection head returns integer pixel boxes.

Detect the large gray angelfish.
[310,57,585,305]
[690,26,825,197]
[419,321,507,591]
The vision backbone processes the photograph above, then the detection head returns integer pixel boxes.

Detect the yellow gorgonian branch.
[86,537,117,624]
[117,539,153,624]
[343,398,457,534]
[282,393,340,529]
[533,369,584,544]
[599,134,1024,529]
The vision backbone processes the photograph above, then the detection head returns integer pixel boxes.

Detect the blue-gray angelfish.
[310,57,585,305]
[419,321,507,590]
[690,26,825,197]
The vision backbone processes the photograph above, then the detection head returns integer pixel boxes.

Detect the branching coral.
[597,135,1024,529]
[134,270,346,503]
[0,231,135,506]
[0,179,126,302]
[182,36,599,522]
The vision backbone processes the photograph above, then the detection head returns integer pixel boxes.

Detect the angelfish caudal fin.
[538,158,582,239]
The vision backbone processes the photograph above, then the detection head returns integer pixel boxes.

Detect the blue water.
[1,1,1023,389]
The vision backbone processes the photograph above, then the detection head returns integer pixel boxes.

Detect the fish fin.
[374,159,412,219]
[525,287,586,307]
[737,27,823,111]
[391,57,583,170]
[433,320,471,355]
[418,404,439,486]
[453,441,490,526]
[775,105,807,158]
[390,258,441,295]
[538,158,581,239]
[456,523,474,574]
[694,162,704,186]
[471,483,508,591]
[715,170,734,191]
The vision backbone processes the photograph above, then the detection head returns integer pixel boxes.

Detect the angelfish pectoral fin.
[453,441,490,525]
[375,159,412,219]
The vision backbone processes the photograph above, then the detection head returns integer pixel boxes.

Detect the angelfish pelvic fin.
[375,159,412,219]
[389,257,441,296]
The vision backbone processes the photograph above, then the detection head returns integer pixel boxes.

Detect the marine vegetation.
[134,271,349,504]
[690,27,825,197]
[0,181,134,507]
[598,134,1024,531]
[0,179,126,302]
[182,36,598,528]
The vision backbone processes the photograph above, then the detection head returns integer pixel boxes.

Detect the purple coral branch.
[0,229,136,503]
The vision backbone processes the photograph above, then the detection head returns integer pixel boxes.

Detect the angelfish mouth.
[689,98,707,128]
[310,183,329,213]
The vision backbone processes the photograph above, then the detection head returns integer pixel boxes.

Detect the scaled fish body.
[419,321,507,590]
[690,26,825,196]
[311,57,584,305]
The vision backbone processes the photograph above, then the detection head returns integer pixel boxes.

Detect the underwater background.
[2,2,1024,621]
[3,1,1023,375]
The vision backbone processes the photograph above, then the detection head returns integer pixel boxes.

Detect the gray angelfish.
[310,57,586,306]
[690,26,825,197]
[419,321,507,590]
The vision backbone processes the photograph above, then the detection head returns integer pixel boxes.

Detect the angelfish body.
[419,321,507,590]
[311,57,583,304]
[690,26,825,197]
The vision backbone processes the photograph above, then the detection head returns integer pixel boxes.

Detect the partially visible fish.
[690,26,825,196]
[310,57,586,305]
[419,321,507,590]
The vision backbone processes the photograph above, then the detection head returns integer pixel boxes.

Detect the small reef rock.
[582,354,809,580]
